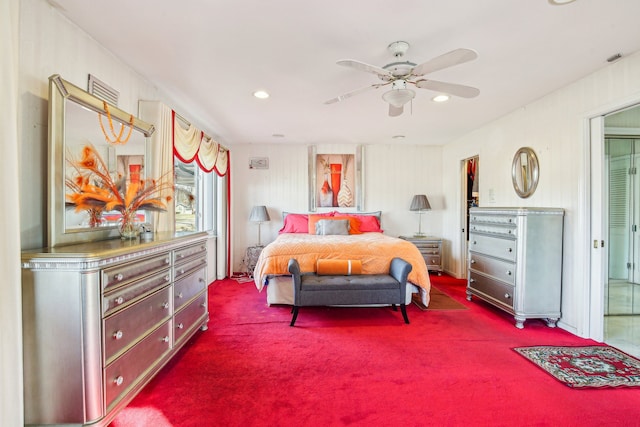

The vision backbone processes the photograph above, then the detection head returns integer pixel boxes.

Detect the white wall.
[442,50,640,337]
[230,143,443,272]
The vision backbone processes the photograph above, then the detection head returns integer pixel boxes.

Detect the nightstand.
[400,236,443,275]
[244,245,264,277]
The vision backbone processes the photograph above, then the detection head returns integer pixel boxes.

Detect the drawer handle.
[472,241,477,245]
[162,302,170,309]
[180,268,185,274]
[504,293,511,299]
[179,253,185,258]
[113,330,124,340]
[199,278,205,283]
[114,376,124,386]
[114,273,124,282]
[164,258,170,264]
[164,275,171,282]
[470,259,476,264]
[177,292,183,299]
[162,336,170,343]
[200,303,207,308]
[506,270,512,276]
[469,278,475,283]
[115,296,125,305]
[507,248,513,253]
[177,323,184,329]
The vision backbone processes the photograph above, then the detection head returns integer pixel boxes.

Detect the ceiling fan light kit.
[326,41,480,117]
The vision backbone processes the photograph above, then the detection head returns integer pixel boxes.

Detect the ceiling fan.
[325,41,480,117]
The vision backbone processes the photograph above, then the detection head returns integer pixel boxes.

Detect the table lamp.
[410,195,431,237]
[249,205,270,246]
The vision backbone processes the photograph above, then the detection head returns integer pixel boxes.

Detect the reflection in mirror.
[48,75,155,247]
[511,147,539,198]
[174,159,197,231]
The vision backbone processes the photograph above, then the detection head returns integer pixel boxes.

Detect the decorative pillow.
[331,216,362,234]
[351,214,382,232]
[315,219,350,235]
[307,212,336,234]
[278,212,309,234]
[316,259,362,275]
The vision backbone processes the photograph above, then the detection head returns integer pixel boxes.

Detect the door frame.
[587,97,640,341]
[459,155,478,280]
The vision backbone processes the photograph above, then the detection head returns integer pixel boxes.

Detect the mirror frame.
[47,74,155,247]
[511,146,539,198]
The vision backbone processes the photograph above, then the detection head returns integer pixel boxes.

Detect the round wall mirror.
[511,147,539,198]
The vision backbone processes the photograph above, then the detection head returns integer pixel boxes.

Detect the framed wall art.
[308,145,364,212]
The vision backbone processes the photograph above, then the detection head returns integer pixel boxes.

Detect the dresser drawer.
[174,292,208,346]
[174,255,207,281]
[425,255,441,267]
[469,253,516,286]
[469,213,517,226]
[102,253,171,292]
[174,242,207,265]
[469,233,516,262]
[174,267,207,311]
[103,269,171,316]
[468,271,515,310]
[104,287,172,364]
[469,222,517,237]
[104,320,171,411]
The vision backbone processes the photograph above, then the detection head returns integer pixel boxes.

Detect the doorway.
[602,107,640,358]
[460,156,479,278]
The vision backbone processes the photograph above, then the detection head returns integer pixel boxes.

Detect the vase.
[119,210,140,240]
[330,163,342,207]
[337,179,353,207]
[319,175,333,207]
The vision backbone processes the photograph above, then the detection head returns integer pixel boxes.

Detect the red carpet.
[111,275,640,427]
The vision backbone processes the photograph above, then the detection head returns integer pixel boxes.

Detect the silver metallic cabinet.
[399,236,443,275]
[21,232,209,426]
[466,208,564,328]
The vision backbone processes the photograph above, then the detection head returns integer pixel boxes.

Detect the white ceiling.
[50,0,640,146]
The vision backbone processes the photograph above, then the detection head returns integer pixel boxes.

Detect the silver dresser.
[399,236,443,275]
[21,232,209,426]
[466,207,564,329]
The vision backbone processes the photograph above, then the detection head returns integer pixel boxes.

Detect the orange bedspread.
[253,232,431,294]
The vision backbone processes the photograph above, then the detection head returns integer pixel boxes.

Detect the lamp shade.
[410,195,431,211]
[382,88,416,108]
[249,205,270,222]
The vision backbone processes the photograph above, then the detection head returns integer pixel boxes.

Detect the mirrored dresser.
[466,207,564,329]
[21,232,208,426]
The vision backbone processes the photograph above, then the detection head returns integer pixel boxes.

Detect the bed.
[252,211,431,307]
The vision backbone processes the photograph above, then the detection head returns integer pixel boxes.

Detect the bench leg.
[400,304,410,324]
[290,306,300,327]
[391,304,398,311]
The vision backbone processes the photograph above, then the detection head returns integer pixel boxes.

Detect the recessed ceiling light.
[432,95,450,103]
[253,90,269,99]
[548,0,576,5]
[272,133,285,138]
[392,135,405,140]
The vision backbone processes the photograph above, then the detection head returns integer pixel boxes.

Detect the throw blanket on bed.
[253,232,431,293]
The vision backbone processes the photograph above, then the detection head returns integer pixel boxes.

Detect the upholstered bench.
[287,257,412,326]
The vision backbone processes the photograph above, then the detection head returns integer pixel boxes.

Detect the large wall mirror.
[47,74,155,247]
[511,146,539,198]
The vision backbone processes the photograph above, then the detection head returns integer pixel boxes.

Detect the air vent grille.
[88,74,119,106]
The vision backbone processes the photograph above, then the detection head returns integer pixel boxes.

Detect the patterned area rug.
[514,345,640,388]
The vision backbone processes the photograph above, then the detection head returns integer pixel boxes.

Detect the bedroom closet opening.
[603,106,640,356]
[460,156,479,277]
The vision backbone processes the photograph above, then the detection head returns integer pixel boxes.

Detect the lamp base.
[413,232,426,238]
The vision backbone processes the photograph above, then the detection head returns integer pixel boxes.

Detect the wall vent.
[88,74,119,106]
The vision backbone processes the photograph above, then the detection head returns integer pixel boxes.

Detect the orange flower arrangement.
[66,144,173,232]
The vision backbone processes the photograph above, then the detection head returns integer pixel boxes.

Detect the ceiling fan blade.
[324,83,388,104]
[415,79,480,98]
[336,59,394,79]
[410,48,478,77]
[389,104,403,117]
